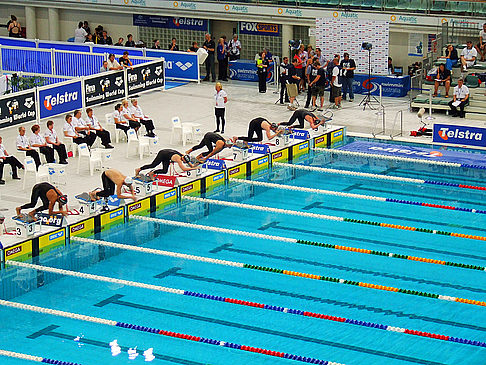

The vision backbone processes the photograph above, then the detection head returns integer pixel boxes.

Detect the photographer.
[340,53,356,102]
[279,57,290,104]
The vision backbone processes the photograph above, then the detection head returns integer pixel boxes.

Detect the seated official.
[0,136,23,184]
[460,41,477,72]
[121,100,141,132]
[72,110,96,147]
[129,99,155,137]
[85,108,114,149]
[64,114,92,145]
[433,64,451,97]
[448,78,469,118]
[45,120,68,164]
[17,126,41,170]
[30,124,55,163]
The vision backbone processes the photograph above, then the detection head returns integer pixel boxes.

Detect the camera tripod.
[359,49,380,110]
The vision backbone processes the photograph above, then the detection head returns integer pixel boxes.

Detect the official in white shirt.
[448,78,469,118]
[0,136,23,184]
[228,34,241,61]
[86,108,113,148]
[121,100,141,132]
[30,124,55,163]
[460,41,478,71]
[72,110,96,147]
[64,114,91,145]
[45,120,68,164]
[214,82,227,133]
[17,126,41,169]
[129,99,155,137]
[113,103,131,135]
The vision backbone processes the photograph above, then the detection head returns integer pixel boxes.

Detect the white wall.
[389,30,425,70]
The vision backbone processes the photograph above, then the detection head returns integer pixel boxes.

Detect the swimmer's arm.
[176,159,198,171]
[265,128,283,140]
[202,142,224,160]
[116,183,137,201]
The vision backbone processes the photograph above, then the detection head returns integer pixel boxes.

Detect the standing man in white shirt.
[85,108,113,148]
[64,114,91,145]
[460,40,478,72]
[213,82,227,133]
[331,58,342,109]
[17,126,41,170]
[72,110,96,147]
[30,124,55,163]
[228,34,241,61]
[45,120,68,164]
[129,99,156,137]
[0,136,23,184]
[476,23,486,62]
[448,78,469,118]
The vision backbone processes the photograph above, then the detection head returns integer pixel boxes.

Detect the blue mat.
[165,81,189,90]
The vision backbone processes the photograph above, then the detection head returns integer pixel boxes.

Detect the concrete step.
[468,100,486,107]
[464,106,486,113]
[465,112,486,121]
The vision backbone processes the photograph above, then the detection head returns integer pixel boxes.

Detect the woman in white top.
[74,21,87,43]
[121,100,141,132]
[113,103,131,135]
[214,82,228,133]
[17,125,41,169]
[129,99,155,137]
[45,120,68,164]
[64,114,89,145]
[30,124,55,163]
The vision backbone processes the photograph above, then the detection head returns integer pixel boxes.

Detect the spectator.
[476,23,486,62]
[265,48,273,60]
[293,47,304,92]
[125,34,135,47]
[228,34,241,61]
[114,37,124,46]
[340,52,356,102]
[121,100,141,132]
[0,136,23,184]
[7,15,21,38]
[85,108,114,148]
[304,56,316,109]
[433,63,451,97]
[315,48,328,69]
[256,50,269,93]
[448,78,469,118]
[152,39,161,49]
[286,58,301,111]
[100,60,109,72]
[203,33,216,82]
[72,110,96,147]
[168,37,179,51]
[460,40,477,72]
[213,82,227,133]
[74,21,87,43]
[331,57,342,109]
[99,31,113,45]
[306,45,314,60]
[44,120,68,164]
[388,57,394,75]
[83,21,91,36]
[17,126,41,169]
[107,54,123,70]
[63,114,91,146]
[129,99,156,137]
[279,56,290,105]
[440,44,458,71]
[94,25,103,42]
[85,34,94,44]
[119,51,133,69]
[217,37,228,81]
[30,124,55,163]
[187,41,199,52]
[309,60,326,111]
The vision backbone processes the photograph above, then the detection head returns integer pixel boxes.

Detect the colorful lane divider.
[77,228,486,308]
[128,216,485,273]
[233,179,486,215]
[274,162,486,192]
[9,260,486,349]
[182,196,486,242]
[0,299,344,365]
[0,349,80,365]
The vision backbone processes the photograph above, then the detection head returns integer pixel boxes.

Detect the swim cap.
[182,154,191,163]
[58,195,68,205]
[270,123,278,129]
[124,177,133,185]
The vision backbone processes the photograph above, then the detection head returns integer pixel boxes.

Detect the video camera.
[361,42,373,51]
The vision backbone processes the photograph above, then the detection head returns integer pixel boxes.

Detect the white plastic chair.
[170,116,194,146]
[63,135,78,158]
[126,129,150,160]
[77,143,102,176]
[22,157,49,190]
[105,112,124,143]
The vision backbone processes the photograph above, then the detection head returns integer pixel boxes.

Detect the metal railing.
[390,109,404,139]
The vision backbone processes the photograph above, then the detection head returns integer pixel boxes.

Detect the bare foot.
[135,168,141,176]
[28,211,37,221]
[88,191,97,201]
[15,207,21,216]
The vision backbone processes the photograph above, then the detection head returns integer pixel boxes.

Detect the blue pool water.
[1,146,486,365]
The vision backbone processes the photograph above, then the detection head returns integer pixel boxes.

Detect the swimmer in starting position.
[89,168,137,202]
[232,117,283,146]
[135,149,198,178]
[185,132,233,162]
[16,182,68,219]
[279,109,323,130]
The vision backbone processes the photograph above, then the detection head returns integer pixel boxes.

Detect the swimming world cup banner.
[315,18,389,76]
[0,90,36,129]
[127,60,165,96]
[84,70,125,107]
[145,50,198,81]
[433,124,486,147]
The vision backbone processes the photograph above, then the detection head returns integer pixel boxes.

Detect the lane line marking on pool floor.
[182,196,486,242]
[0,299,345,365]
[274,162,486,192]
[8,260,486,349]
[0,349,78,365]
[78,225,486,308]
[232,179,486,215]
[316,147,486,170]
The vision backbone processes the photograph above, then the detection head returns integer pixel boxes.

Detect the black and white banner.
[84,70,125,107]
[0,90,36,128]
[127,60,165,96]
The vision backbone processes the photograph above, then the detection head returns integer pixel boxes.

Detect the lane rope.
[0,349,80,365]
[0,299,344,365]
[95,220,486,307]
[233,179,486,215]
[182,196,486,242]
[274,162,486,192]
[9,260,486,349]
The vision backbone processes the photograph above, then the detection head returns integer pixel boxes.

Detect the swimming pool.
[1,144,486,365]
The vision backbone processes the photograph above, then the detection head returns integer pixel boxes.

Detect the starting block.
[185,166,204,177]
[232,147,249,162]
[75,192,102,215]
[133,174,154,196]
[13,215,42,237]
[275,134,290,147]
[153,174,179,188]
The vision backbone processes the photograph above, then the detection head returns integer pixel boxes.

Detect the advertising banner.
[133,14,208,31]
[229,60,274,83]
[353,74,410,97]
[84,70,125,107]
[38,80,83,119]
[0,90,36,129]
[433,124,486,147]
[127,60,165,96]
[239,22,280,36]
[146,50,198,81]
